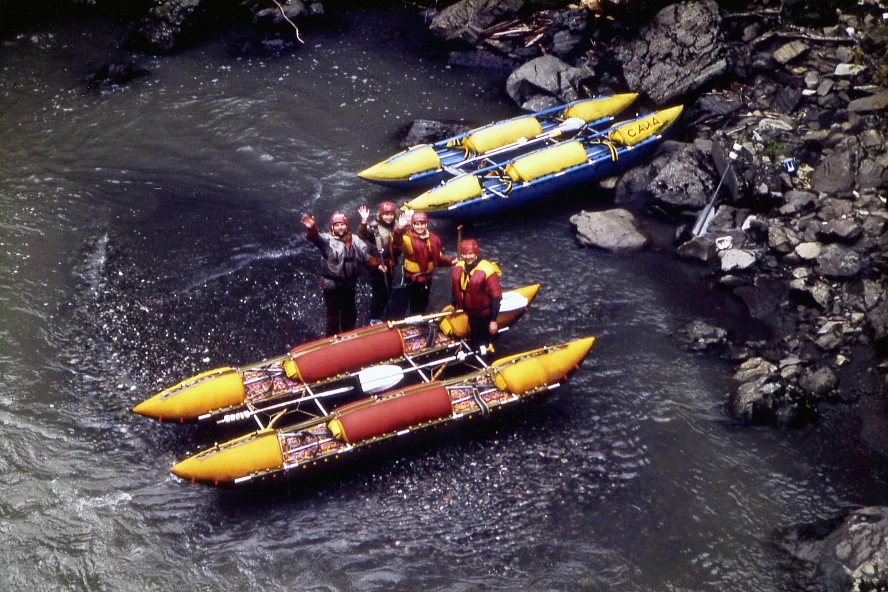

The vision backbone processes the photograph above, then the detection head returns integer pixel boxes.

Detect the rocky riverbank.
[81,0,888,589]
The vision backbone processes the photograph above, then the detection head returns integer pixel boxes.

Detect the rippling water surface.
[2,7,886,591]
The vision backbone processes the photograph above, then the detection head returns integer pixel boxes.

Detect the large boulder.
[779,507,888,592]
[429,0,524,44]
[816,243,864,278]
[614,141,716,214]
[811,139,859,195]
[674,320,727,352]
[132,0,204,53]
[570,209,650,252]
[608,0,727,105]
[505,55,590,107]
[399,120,471,148]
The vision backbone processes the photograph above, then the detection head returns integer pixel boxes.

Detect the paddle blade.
[359,364,405,394]
[500,290,529,313]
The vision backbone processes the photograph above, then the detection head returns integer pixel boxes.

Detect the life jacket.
[451,259,502,316]
[307,225,372,289]
[369,218,396,265]
[398,229,450,281]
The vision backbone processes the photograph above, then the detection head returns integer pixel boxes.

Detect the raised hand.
[398,207,413,228]
[300,214,315,229]
[358,204,370,223]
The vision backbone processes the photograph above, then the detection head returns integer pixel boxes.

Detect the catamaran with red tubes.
[132,284,539,426]
[170,336,595,487]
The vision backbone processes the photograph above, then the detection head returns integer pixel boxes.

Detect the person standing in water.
[450,238,502,352]
[357,201,399,322]
[391,208,453,314]
[301,212,386,336]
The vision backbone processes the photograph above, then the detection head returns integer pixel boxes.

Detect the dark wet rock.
[867,300,888,343]
[816,243,864,278]
[90,62,150,85]
[816,197,855,222]
[733,277,788,325]
[613,166,653,205]
[132,0,204,53]
[676,236,717,263]
[778,507,888,592]
[799,366,838,398]
[254,0,305,26]
[816,218,864,244]
[779,190,818,216]
[643,141,717,214]
[675,319,727,352]
[608,0,727,105]
[570,208,650,252]
[617,141,717,216]
[550,30,584,58]
[429,0,525,44]
[847,91,888,113]
[686,91,744,127]
[813,330,843,352]
[729,366,808,426]
[768,224,800,254]
[790,277,832,310]
[810,140,857,195]
[399,119,472,148]
[771,85,803,115]
[505,55,590,107]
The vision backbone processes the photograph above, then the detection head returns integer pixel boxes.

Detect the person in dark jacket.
[301,212,385,336]
[357,201,399,322]
[391,208,453,315]
[450,238,502,351]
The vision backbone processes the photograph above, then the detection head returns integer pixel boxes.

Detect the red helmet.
[378,201,397,216]
[459,239,480,256]
[411,212,429,225]
[330,212,349,232]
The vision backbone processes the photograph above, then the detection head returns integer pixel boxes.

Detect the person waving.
[391,208,453,314]
[301,212,386,336]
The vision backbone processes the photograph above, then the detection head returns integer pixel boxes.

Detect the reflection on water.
[0,8,884,591]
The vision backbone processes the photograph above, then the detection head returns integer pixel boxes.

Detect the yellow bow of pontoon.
[358,94,640,189]
[170,336,595,487]
[132,284,540,425]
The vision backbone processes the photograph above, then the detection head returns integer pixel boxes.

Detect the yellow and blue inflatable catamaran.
[170,336,595,487]
[358,94,639,189]
[402,105,684,219]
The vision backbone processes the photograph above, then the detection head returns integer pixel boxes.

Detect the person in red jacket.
[392,208,453,314]
[451,238,502,351]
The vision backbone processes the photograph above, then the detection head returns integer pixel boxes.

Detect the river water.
[2,6,887,591]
